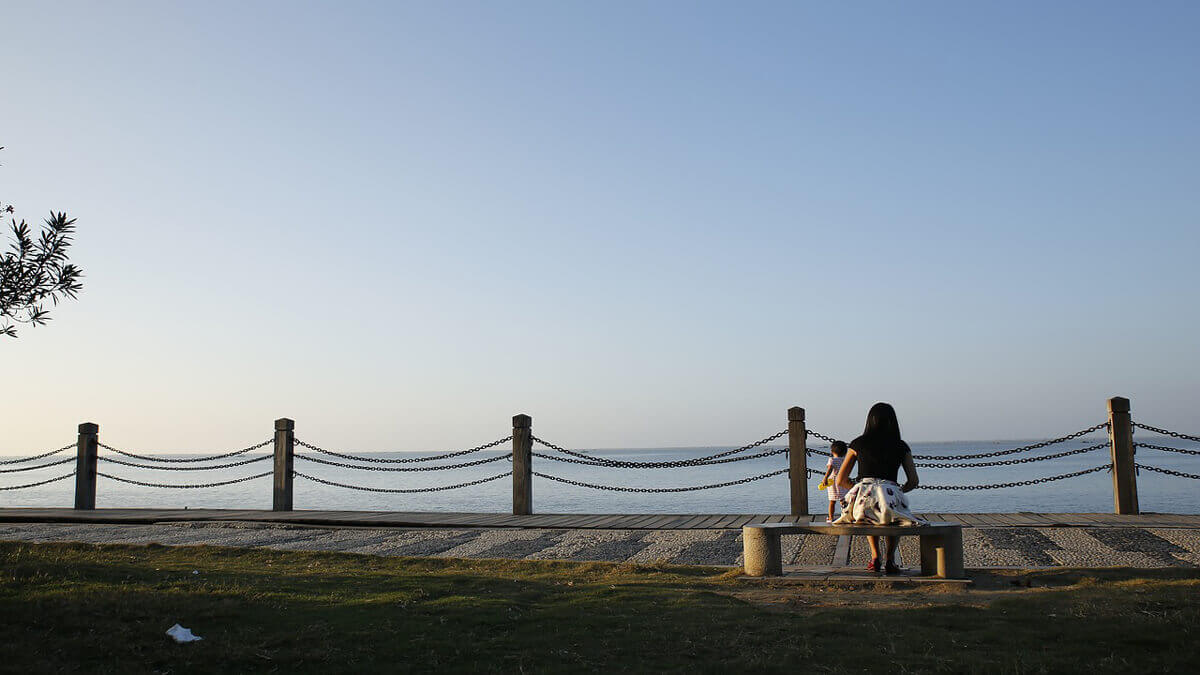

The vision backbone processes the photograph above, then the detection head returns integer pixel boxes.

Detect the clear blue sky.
[3,1,1197,453]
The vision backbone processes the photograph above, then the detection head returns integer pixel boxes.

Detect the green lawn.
[1,540,1197,673]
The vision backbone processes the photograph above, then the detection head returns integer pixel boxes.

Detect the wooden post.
[787,407,808,516]
[512,414,532,515]
[74,422,98,510]
[273,418,295,511]
[1107,397,1138,515]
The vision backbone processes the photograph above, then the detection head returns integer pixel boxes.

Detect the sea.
[4,436,1198,515]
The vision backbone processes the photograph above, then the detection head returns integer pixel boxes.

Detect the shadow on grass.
[2,541,1199,673]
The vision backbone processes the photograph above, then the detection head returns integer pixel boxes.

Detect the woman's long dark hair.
[862,402,902,440]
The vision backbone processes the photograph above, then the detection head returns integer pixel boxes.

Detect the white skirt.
[832,478,925,526]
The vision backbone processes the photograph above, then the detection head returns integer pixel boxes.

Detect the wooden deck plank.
[689,515,726,529]
[729,515,759,528]
[711,514,745,528]
[675,515,710,529]
[620,515,665,529]
[944,513,987,527]
[644,515,686,529]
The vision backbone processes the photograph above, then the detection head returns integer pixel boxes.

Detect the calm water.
[4,437,1198,514]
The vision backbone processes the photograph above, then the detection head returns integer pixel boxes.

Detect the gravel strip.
[2,522,1199,568]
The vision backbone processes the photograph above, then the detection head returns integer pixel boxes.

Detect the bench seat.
[742,521,964,579]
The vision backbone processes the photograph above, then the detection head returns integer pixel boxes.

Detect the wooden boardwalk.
[0,508,1198,529]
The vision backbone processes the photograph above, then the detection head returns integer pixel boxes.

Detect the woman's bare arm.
[900,452,919,493]
[835,450,857,490]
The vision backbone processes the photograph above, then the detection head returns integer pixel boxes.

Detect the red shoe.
[867,558,881,573]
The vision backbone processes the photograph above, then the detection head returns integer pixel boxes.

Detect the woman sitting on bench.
[833,402,924,574]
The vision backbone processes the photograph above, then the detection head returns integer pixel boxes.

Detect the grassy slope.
[1,541,1198,673]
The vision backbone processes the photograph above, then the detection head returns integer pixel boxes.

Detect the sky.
[2,1,1197,454]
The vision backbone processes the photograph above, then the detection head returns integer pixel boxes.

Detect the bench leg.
[742,528,782,576]
[919,534,939,576]
[937,528,965,579]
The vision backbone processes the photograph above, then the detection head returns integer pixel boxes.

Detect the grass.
[1,541,1198,673]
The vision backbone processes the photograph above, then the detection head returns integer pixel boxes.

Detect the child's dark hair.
[831,440,847,457]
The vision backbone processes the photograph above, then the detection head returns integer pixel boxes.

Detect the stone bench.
[742,521,965,579]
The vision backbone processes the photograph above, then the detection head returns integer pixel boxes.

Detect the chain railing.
[1135,442,1200,457]
[0,471,76,490]
[1132,422,1200,444]
[530,467,802,493]
[294,436,512,464]
[531,430,788,468]
[531,446,788,468]
[293,470,512,493]
[919,464,1111,490]
[97,454,273,471]
[911,423,1109,461]
[915,442,1109,469]
[1135,464,1200,481]
[0,443,75,465]
[0,456,76,473]
[294,452,512,472]
[98,439,273,463]
[97,471,273,489]
[6,411,1198,507]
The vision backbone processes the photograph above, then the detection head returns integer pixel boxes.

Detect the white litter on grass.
[166,624,203,643]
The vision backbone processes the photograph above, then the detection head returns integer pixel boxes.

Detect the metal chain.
[1135,442,1200,457]
[0,471,76,490]
[293,469,511,493]
[0,456,76,473]
[98,454,273,471]
[919,464,1110,490]
[99,439,273,463]
[97,470,273,489]
[806,428,839,444]
[0,443,75,465]
[294,436,512,464]
[531,467,789,493]
[531,430,787,468]
[294,452,512,472]
[912,423,1109,461]
[1135,463,1200,481]
[530,446,788,468]
[1133,423,1200,444]
[915,442,1109,468]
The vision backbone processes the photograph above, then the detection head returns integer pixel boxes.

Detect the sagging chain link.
[530,446,788,468]
[531,467,790,493]
[0,471,76,490]
[98,454,273,471]
[919,464,1110,490]
[1135,442,1200,457]
[531,430,788,468]
[99,439,273,463]
[294,436,512,464]
[96,471,273,488]
[915,442,1109,469]
[805,428,839,444]
[0,443,75,465]
[295,452,512,472]
[1133,423,1200,444]
[912,423,1109,461]
[1135,463,1200,481]
[293,469,511,493]
[0,456,76,473]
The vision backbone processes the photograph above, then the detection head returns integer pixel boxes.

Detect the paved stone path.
[3,522,1199,568]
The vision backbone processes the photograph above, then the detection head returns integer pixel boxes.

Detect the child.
[819,441,849,522]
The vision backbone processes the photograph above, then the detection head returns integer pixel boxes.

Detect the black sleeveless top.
[849,434,911,482]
